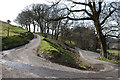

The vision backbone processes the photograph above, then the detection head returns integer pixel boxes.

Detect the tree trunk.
[37,26,39,32]
[40,26,43,33]
[52,29,54,39]
[25,25,28,30]
[56,24,60,40]
[94,21,107,57]
[47,26,49,38]
[33,22,36,33]
[39,23,43,34]
[28,24,31,32]
[47,27,49,34]
[55,29,57,39]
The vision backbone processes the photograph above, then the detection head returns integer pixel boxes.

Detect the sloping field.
[0,20,34,50]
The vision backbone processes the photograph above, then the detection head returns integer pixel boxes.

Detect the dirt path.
[78,49,117,71]
[78,49,119,79]
[0,34,119,79]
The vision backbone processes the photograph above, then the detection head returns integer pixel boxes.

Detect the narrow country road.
[0,34,119,80]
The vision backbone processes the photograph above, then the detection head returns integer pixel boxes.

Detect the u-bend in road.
[0,34,119,80]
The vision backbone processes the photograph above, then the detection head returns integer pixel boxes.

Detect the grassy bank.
[38,34,88,70]
[97,49,120,64]
[97,56,120,64]
[1,21,34,50]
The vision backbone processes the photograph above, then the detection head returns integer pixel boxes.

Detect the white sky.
[0,0,119,26]
[0,0,49,25]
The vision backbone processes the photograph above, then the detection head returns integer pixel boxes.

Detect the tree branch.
[67,16,92,20]
[47,16,92,21]
[105,30,119,35]
[98,2,102,15]
[67,8,93,17]
[67,0,90,6]
[84,10,93,17]
[93,2,96,12]
[107,35,119,38]
[88,2,94,14]
[69,9,86,12]
[100,9,116,25]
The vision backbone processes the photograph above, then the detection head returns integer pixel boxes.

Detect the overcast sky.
[0,0,50,25]
[0,0,119,25]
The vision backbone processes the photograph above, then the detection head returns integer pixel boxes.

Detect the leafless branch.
[67,8,93,17]
[67,0,90,6]
[105,30,119,35]
[100,9,116,25]
[67,16,92,20]
[46,0,61,10]
[107,35,119,38]
[98,2,102,15]
[47,16,92,21]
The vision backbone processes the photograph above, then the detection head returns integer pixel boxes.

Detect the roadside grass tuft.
[97,56,120,64]
[65,40,76,46]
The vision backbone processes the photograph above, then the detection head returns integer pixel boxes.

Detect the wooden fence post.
[8,27,10,36]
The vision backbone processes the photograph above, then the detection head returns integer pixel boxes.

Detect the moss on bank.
[38,34,89,70]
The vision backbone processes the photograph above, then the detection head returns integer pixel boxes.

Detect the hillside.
[0,20,34,50]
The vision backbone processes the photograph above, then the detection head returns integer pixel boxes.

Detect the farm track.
[0,34,119,80]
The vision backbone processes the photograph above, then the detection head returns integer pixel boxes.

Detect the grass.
[97,56,120,64]
[97,49,120,64]
[1,23,28,37]
[107,49,120,56]
[65,40,75,45]
[39,35,59,53]
[97,49,119,56]
[38,34,88,70]
[1,21,34,50]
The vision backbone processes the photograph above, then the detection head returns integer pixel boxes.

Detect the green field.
[0,21,34,50]
[1,22,27,36]
[97,49,120,64]
[97,49,119,56]
[107,49,120,56]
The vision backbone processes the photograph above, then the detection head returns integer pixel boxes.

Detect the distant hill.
[107,38,119,43]
[107,38,120,50]
[0,20,34,50]
[0,20,7,24]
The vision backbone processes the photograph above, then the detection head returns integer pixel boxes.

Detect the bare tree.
[31,4,49,33]
[15,10,33,31]
[47,0,117,57]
